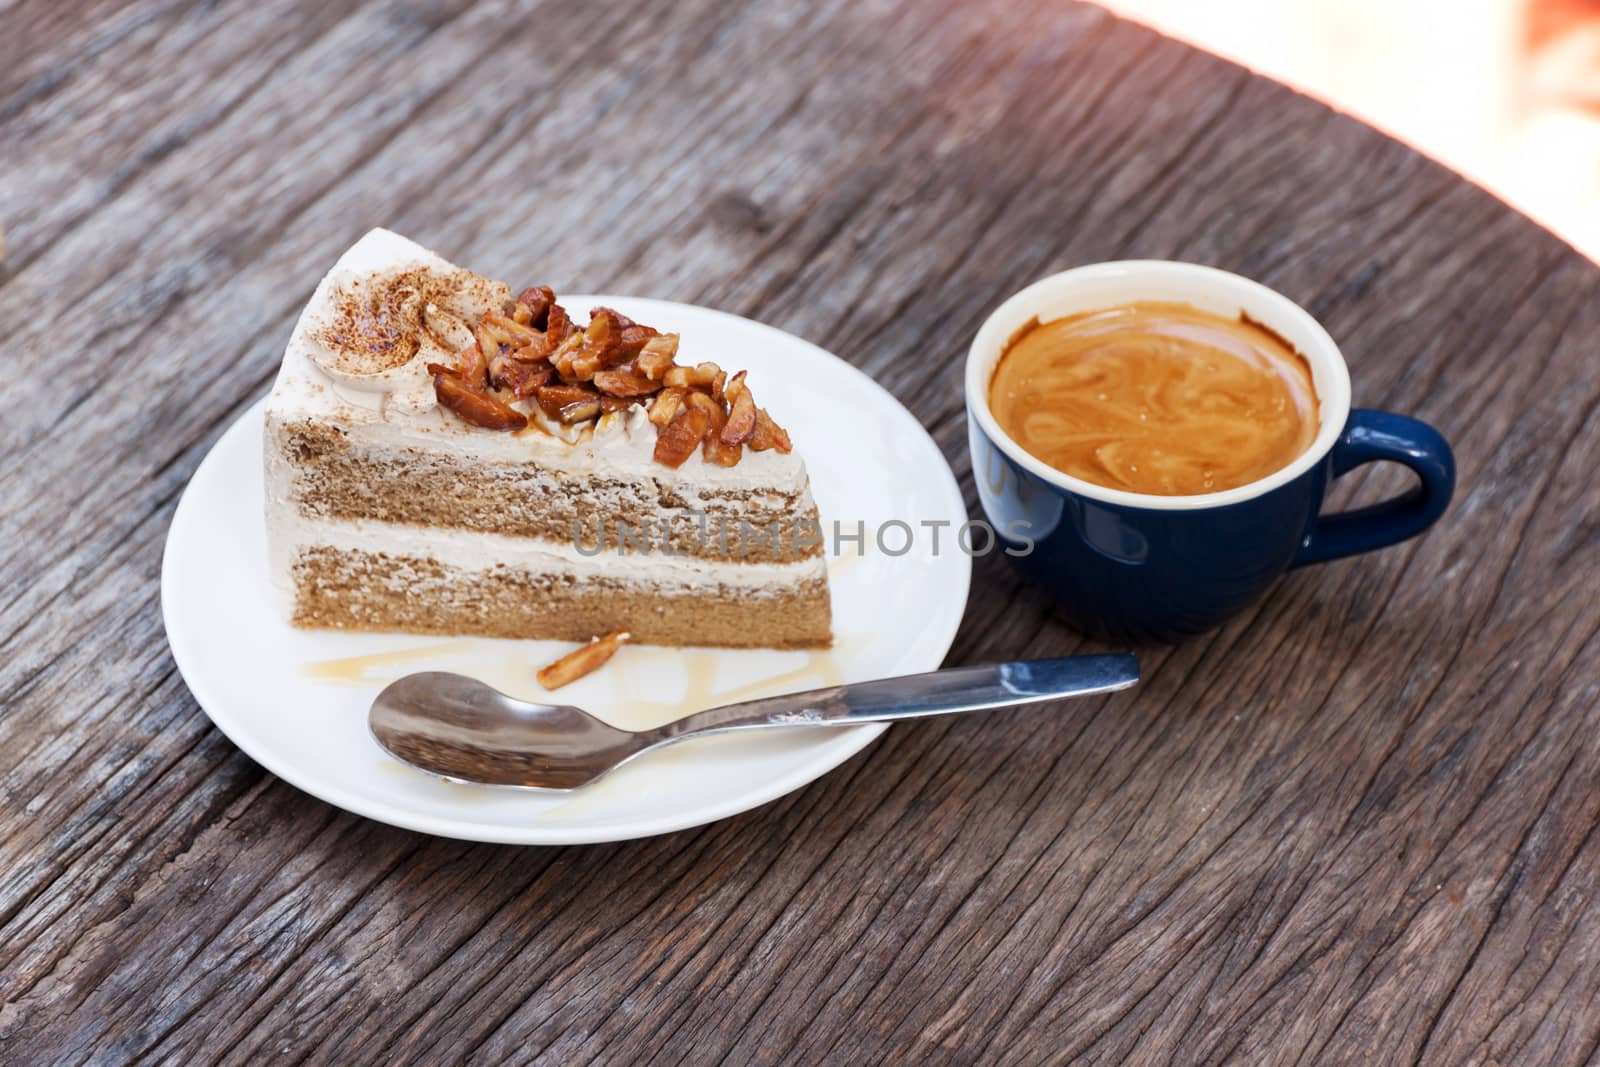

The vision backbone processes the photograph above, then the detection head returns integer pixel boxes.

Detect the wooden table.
[5,1,1600,1062]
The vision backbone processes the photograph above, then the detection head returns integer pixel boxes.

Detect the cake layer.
[289,545,832,648]
[275,516,833,648]
[270,417,822,564]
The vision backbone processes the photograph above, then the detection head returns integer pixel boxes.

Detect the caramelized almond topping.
[536,630,631,690]
[430,283,791,466]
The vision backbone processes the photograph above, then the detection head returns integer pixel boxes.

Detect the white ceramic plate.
[162,297,971,844]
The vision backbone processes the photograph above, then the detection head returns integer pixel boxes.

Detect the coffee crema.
[988,301,1319,496]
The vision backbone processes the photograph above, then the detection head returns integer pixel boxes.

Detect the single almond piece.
[722,369,747,403]
[535,383,600,418]
[547,303,573,343]
[490,355,554,398]
[637,334,679,380]
[617,324,657,357]
[593,368,660,397]
[549,331,585,377]
[483,309,543,347]
[653,405,711,467]
[430,366,528,431]
[563,311,627,380]
[648,387,686,426]
[559,398,601,424]
[722,383,757,444]
[536,630,631,690]
[517,286,556,325]
[703,437,743,467]
[749,407,792,452]
[458,338,490,389]
[682,389,727,432]
[662,366,692,389]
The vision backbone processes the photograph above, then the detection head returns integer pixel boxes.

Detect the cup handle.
[1290,409,1456,569]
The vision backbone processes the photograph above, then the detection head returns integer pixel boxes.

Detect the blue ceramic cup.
[966,262,1455,643]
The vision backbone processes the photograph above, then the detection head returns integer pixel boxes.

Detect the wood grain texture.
[3,0,1599,1063]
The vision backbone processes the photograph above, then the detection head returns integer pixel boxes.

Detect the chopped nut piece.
[682,391,734,464]
[682,389,727,431]
[535,383,600,419]
[749,407,792,452]
[618,324,656,355]
[545,303,573,346]
[599,395,640,413]
[489,354,554,397]
[689,362,722,387]
[722,383,757,444]
[636,334,678,380]
[592,368,659,397]
[473,325,503,375]
[517,286,556,326]
[458,339,490,388]
[722,369,747,403]
[590,306,648,332]
[483,310,543,347]
[511,301,534,326]
[653,405,711,467]
[559,398,601,424]
[711,370,727,400]
[662,366,692,389]
[647,387,686,426]
[429,365,528,431]
[703,437,743,466]
[536,630,631,690]
[557,311,628,380]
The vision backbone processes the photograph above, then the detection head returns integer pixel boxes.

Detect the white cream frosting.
[264,228,810,494]
[272,513,827,594]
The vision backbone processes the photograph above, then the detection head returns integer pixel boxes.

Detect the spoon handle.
[654,655,1139,742]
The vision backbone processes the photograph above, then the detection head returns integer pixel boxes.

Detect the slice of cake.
[264,229,831,649]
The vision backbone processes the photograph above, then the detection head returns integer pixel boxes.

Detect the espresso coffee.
[988,301,1319,496]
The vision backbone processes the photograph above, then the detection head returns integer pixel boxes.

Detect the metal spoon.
[369,655,1139,790]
